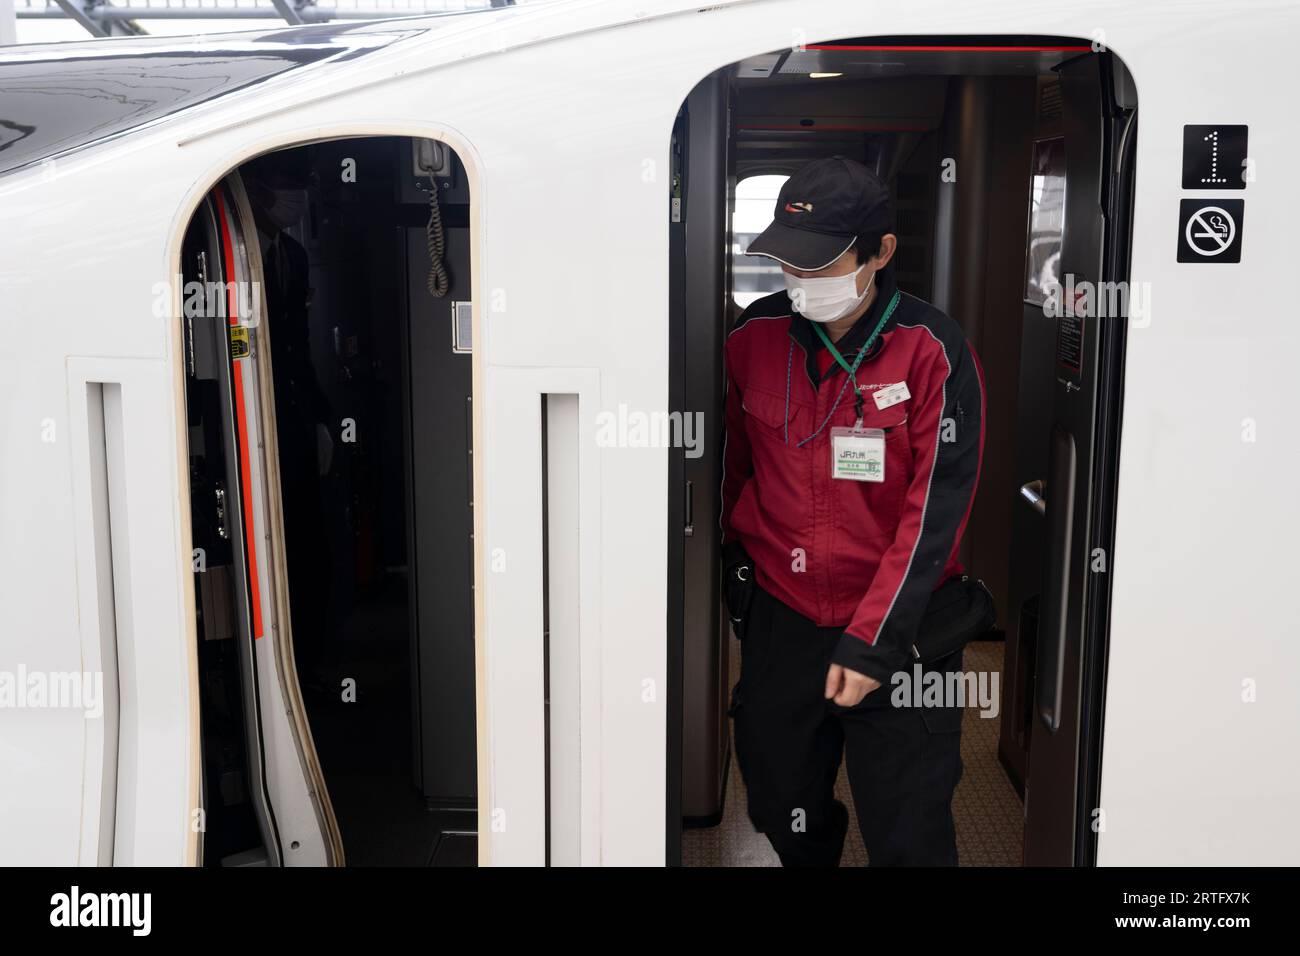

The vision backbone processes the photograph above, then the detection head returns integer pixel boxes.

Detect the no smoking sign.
[1177,199,1244,263]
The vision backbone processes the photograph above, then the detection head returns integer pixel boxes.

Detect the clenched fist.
[824,663,881,708]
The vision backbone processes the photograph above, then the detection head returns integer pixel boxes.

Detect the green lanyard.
[811,290,901,422]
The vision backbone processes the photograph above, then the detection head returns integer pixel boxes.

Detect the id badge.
[873,381,910,410]
[831,426,885,482]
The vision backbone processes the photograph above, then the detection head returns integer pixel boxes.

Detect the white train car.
[1,0,1296,867]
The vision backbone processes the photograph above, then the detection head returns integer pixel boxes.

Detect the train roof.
[0,0,735,177]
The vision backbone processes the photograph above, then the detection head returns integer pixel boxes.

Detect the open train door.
[183,173,342,865]
[1022,50,1136,866]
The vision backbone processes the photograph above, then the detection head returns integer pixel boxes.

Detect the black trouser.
[730,584,965,867]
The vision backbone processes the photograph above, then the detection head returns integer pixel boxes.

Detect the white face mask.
[784,263,873,323]
[266,188,308,230]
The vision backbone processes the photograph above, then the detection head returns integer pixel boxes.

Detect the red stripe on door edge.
[212,187,264,640]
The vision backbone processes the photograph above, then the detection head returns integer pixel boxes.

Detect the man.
[721,156,986,866]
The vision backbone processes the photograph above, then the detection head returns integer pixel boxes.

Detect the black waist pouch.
[911,574,997,663]
[723,544,756,640]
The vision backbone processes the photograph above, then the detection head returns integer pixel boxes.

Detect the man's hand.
[824,663,881,708]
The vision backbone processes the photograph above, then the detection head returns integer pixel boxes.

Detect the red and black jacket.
[721,266,986,683]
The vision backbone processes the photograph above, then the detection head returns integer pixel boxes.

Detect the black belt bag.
[723,550,757,641]
[724,549,994,657]
[911,574,997,663]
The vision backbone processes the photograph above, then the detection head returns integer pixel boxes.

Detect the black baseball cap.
[745,156,891,271]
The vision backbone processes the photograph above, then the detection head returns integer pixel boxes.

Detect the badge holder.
[831,390,885,483]
[809,289,902,479]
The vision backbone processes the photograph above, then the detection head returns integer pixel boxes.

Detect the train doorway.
[668,39,1136,866]
[179,136,477,866]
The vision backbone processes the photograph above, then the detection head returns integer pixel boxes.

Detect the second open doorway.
[668,38,1136,867]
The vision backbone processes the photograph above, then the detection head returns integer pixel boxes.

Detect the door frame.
[665,40,1138,868]
[168,122,489,866]
[1073,52,1137,867]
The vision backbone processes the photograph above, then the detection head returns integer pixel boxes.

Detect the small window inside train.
[732,174,789,310]
[1024,136,1067,306]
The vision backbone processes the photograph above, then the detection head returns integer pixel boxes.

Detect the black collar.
[788,265,901,390]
